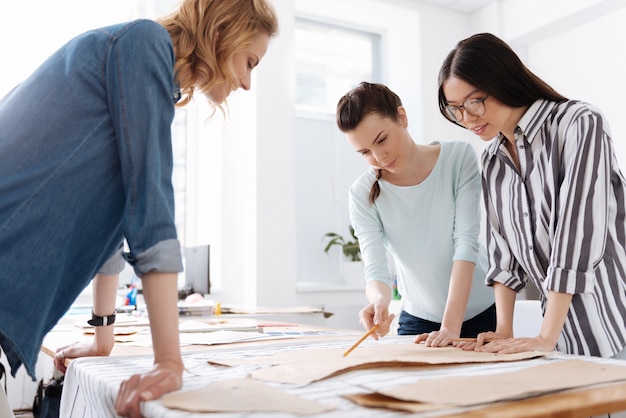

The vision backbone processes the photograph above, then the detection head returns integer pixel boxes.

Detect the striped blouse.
[482,99,626,357]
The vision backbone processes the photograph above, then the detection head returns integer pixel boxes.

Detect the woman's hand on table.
[473,334,555,354]
[414,328,460,347]
[115,360,183,418]
[455,331,555,353]
[53,341,113,374]
[453,331,503,351]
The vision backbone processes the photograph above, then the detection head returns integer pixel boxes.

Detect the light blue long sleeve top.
[349,141,494,322]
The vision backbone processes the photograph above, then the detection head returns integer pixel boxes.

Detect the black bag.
[0,361,6,395]
[33,377,63,418]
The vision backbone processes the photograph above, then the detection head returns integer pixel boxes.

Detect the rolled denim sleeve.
[105,21,183,274]
[98,246,126,275]
[123,239,182,277]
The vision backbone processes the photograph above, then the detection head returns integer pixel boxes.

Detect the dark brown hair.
[438,33,567,126]
[336,82,403,204]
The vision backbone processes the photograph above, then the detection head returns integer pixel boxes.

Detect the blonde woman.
[0,1,278,416]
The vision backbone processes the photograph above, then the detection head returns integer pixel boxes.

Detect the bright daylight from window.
[295,18,381,115]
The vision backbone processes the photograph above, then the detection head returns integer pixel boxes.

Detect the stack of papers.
[178,319,259,333]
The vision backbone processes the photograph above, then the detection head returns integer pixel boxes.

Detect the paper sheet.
[178,318,259,332]
[211,342,547,384]
[377,359,626,407]
[343,392,444,413]
[124,330,291,347]
[161,377,335,415]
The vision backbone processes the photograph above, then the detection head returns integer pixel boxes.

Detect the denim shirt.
[0,20,184,378]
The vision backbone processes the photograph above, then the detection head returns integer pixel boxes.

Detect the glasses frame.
[445,95,490,122]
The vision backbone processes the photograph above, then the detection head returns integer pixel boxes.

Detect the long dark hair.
[336,82,403,204]
[438,33,567,126]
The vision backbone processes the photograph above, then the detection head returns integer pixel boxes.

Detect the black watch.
[87,310,117,326]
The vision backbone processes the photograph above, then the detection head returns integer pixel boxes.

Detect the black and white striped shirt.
[482,99,626,357]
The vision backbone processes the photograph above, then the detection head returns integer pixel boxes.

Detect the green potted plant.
[322,225,361,262]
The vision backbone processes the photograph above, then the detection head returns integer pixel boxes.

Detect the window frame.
[294,16,383,118]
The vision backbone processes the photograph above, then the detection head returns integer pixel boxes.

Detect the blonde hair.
[158,0,279,109]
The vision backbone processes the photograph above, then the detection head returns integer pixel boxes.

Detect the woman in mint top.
[337,82,495,346]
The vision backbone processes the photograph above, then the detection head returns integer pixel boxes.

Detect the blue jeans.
[398,304,497,337]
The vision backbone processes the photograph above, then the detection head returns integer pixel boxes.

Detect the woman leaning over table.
[438,33,626,359]
[336,82,496,347]
[0,1,278,417]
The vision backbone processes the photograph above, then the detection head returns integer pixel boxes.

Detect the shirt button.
[523,212,529,217]
[529,245,533,251]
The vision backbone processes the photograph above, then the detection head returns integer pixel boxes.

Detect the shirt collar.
[517,99,558,141]
[485,99,558,160]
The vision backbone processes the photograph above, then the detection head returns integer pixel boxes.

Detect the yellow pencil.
[343,324,379,357]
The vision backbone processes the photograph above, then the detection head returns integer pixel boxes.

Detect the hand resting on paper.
[456,331,556,354]
[115,360,183,418]
[53,339,114,374]
[53,331,183,418]
[414,328,461,347]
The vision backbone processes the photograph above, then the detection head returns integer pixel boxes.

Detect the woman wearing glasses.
[336,82,496,346]
[438,33,626,359]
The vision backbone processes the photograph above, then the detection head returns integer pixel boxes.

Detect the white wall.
[516,3,626,169]
[0,1,139,97]
[216,1,299,308]
[470,0,626,171]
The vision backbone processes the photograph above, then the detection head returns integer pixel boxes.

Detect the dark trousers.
[398,303,497,337]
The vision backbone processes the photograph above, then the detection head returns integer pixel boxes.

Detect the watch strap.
[87,310,116,326]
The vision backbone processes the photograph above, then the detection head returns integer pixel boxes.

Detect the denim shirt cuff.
[98,246,126,275]
[123,239,184,277]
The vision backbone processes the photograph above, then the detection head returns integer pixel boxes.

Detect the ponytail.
[369,169,382,205]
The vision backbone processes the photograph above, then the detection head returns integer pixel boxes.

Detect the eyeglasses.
[444,95,490,122]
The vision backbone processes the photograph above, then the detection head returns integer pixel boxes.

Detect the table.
[41,323,626,418]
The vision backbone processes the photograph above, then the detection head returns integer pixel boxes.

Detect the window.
[295,17,382,115]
